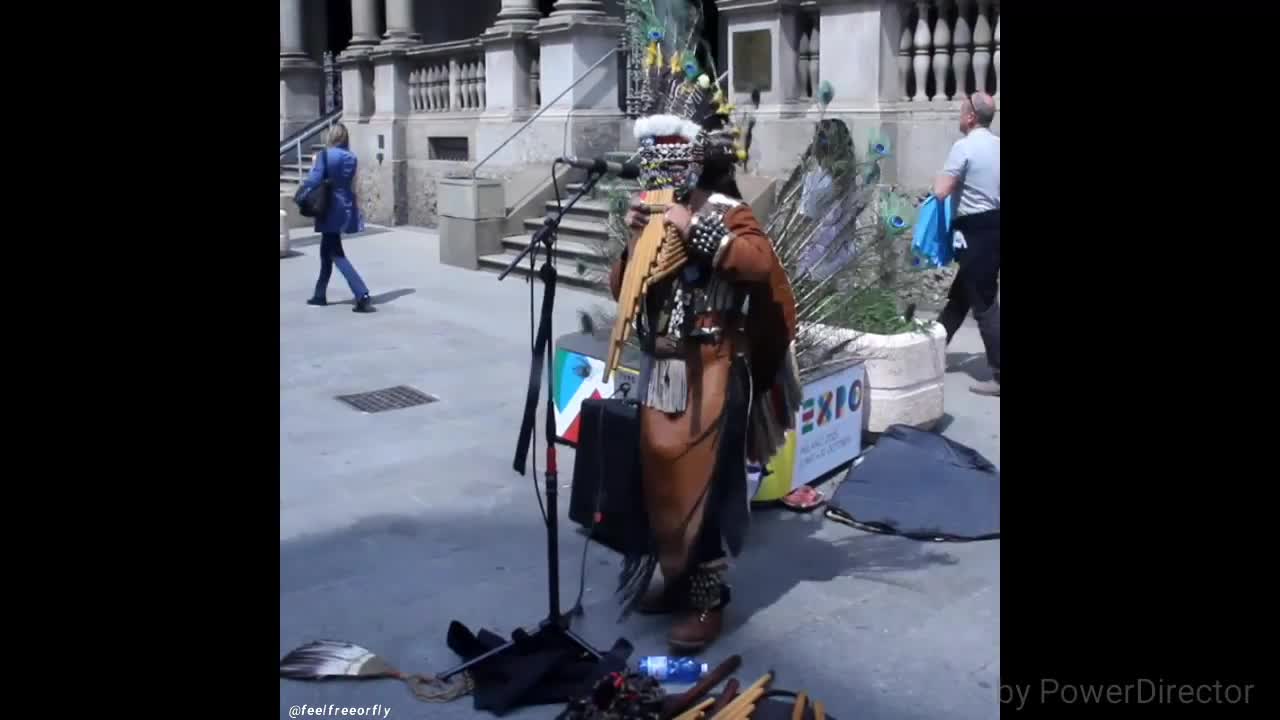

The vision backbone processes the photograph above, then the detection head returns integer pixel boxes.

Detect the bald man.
[934,92,1000,397]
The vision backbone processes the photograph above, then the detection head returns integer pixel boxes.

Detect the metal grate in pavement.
[335,385,439,413]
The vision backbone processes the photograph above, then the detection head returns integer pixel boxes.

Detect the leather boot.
[668,607,724,652]
[667,563,727,651]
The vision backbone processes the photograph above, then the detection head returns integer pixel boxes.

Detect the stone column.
[347,0,383,55]
[482,1,540,115]
[280,0,315,68]
[717,0,798,108]
[806,0,899,106]
[501,3,623,162]
[496,0,542,24]
[549,0,605,15]
[281,0,321,139]
[536,4,623,113]
[339,54,376,122]
[364,47,413,224]
[381,0,421,47]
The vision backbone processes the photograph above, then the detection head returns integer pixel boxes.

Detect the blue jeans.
[314,232,369,300]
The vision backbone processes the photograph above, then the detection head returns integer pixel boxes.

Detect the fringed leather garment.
[609,194,800,616]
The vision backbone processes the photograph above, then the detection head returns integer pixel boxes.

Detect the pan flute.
[603,188,687,382]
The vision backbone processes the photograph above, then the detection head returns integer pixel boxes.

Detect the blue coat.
[911,194,954,268]
[304,145,364,235]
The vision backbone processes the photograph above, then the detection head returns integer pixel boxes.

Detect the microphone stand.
[438,166,609,680]
[497,167,608,281]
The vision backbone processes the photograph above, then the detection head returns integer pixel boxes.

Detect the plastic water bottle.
[638,656,709,683]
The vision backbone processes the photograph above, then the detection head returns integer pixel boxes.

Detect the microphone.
[558,156,641,180]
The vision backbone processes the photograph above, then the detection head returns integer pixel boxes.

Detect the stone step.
[543,197,613,219]
[280,155,316,170]
[477,249,611,294]
[500,235,611,266]
[565,179,642,201]
[521,215,610,243]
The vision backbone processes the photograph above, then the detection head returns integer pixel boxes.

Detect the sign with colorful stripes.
[793,361,865,487]
[552,346,639,444]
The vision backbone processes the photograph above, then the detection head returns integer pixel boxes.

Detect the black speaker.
[569,398,647,555]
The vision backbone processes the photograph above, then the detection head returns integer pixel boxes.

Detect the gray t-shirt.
[941,127,1000,217]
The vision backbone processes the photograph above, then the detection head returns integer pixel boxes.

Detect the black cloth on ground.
[825,425,999,541]
[445,620,634,716]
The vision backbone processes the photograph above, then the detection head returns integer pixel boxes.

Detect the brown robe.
[609,199,796,586]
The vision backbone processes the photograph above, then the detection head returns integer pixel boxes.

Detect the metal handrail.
[280,109,343,183]
[280,110,343,156]
[470,46,620,178]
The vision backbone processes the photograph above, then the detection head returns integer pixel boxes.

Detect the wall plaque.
[731,29,772,94]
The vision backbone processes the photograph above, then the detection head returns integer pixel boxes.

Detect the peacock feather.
[628,0,725,129]
[762,115,920,365]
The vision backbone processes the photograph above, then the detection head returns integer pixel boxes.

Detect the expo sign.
[800,378,863,435]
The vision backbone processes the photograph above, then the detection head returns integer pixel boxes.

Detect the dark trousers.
[938,209,1000,379]
[314,232,370,300]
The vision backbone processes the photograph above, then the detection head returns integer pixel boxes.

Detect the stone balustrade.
[796,13,821,102]
[408,41,487,113]
[896,0,999,102]
[528,43,542,109]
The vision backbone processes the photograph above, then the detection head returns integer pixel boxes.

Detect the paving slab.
[280,227,1000,720]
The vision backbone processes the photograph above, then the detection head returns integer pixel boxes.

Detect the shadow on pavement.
[334,288,417,306]
[727,511,959,629]
[281,505,974,720]
[946,352,994,382]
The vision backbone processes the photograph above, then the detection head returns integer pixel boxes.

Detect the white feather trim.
[633,114,703,142]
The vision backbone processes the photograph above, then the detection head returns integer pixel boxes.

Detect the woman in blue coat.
[305,123,375,313]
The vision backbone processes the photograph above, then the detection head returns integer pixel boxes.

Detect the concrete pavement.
[280,227,1000,720]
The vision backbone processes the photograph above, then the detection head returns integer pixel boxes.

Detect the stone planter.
[803,321,947,433]
[280,210,290,258]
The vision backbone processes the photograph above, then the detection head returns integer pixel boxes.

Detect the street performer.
[609,0,801,652]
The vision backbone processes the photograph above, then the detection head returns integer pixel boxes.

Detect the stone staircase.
[279,143,326,195]
[478,171,641,293]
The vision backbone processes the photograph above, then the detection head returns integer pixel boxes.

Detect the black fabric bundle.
[825,424,999,541]
[445,621,634,716]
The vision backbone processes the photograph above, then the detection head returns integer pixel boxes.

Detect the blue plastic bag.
[911,194,954,268]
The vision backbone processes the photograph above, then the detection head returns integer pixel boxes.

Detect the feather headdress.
[279,639,473,703]
[625,0,743,194]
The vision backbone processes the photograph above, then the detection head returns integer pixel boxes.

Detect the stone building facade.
[281,0,1001,227]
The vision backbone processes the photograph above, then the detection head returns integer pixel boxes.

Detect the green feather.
[818,81,835,107]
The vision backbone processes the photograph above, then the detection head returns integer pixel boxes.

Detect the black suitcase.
[569,398,648,555]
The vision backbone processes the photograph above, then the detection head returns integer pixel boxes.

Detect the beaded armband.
[688,208,733,262]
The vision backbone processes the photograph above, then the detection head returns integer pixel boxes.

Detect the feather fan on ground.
[280,639,474,703]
